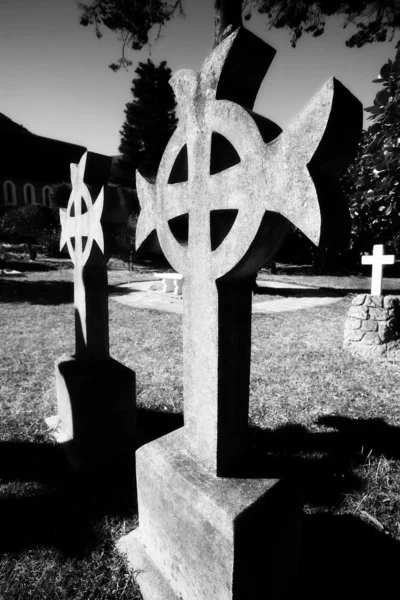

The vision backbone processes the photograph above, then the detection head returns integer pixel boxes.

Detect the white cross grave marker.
[361,244,395,295]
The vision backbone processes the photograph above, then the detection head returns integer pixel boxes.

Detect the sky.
[1,0,399,157]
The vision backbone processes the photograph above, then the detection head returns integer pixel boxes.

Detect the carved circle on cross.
[147,74,269,281]
[60,153,105,268]
[136,28,363,281]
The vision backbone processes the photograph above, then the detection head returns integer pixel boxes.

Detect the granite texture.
[118,430,302,600]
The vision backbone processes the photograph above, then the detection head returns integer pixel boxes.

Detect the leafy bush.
[49,181,72,210]
[37,228,62,258]
[105,212,138,260]
[0,205,58,244]
[341,48,400,255]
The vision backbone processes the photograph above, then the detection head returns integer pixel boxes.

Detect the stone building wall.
[344,294,400,360]
[0,176,52,210]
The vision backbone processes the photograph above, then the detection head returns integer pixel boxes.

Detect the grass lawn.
[1,255,400,599]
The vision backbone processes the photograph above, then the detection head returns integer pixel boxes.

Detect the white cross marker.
[361,244,395,295]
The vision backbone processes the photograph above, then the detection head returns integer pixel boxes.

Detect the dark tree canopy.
[341,46,400,254]
[78,0,400,70]
[116,59,177,185]
[78,0,185,70]
[252,1,400,49]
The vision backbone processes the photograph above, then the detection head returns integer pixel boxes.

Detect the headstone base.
[47,355,135,469]
[118,429,302,600]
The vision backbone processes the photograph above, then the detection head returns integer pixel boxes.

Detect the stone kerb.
[344,294,400,360]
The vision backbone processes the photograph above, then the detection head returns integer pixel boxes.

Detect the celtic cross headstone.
[136,29,361,476]
[59,152,109,360]
[119,28,362,599]
[46,152,136,469]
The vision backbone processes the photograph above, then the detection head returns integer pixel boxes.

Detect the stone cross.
[120,28,363,600]
[136,28,362,476]
[50,150,136,470]
[60,151,111,360]
[362,244,395,295]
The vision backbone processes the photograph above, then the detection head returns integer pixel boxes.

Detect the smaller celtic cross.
[60,152,110,361]
[362,244,395,295]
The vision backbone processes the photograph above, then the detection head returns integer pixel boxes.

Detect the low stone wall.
[343,294,400,360]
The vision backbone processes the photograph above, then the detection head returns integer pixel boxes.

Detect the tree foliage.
[341,47,400,254]
[116,59,177,184]
[78,0,400,70]
[251,1,400,49]
[0,205,59,245]
[78,0,185,71]
[49,181,72,210]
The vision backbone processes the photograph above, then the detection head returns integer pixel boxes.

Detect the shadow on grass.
[246,416,400,599]
[283,512,400,600]
[0,440,69,483]
[0,279,73,305]
[0,440,136,557]
[108,284,151,297]
[133,412,400,599]
[132,410,400,512]
[0,408,182,555]
[1,411,400,596]
[0,259,66,273]
[255,285,400,298]
[136,407,184,448]
[247,416,400,505]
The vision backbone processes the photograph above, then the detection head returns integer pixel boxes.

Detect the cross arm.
[135,171,158,251]
[263,77,362,247]
[200,28,276,110]
[136,171,191,251]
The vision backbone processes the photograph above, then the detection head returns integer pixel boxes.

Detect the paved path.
[109,279,342,314]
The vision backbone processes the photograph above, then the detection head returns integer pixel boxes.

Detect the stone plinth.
[344,294,400,360]
[118,430,302,600]
[47,356,135,469]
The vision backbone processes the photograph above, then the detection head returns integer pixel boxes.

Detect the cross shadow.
[1,410,400,596]
[0,279,74,304]
[136,407,184,448]
[108,283,151,296]
[282,512,400,600]
[0,440,136,556]
[0,409,182,556]
[246,416,400,504]
[132,411,400,600]
[255,285,342,298]
[255,284,400,298]
[0,259,63,273]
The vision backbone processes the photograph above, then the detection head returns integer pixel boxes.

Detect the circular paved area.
[110,278,342,314]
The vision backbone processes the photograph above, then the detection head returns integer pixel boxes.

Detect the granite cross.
[362,244,395,295]
[60,151,111,361]
[136,27,362,476]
